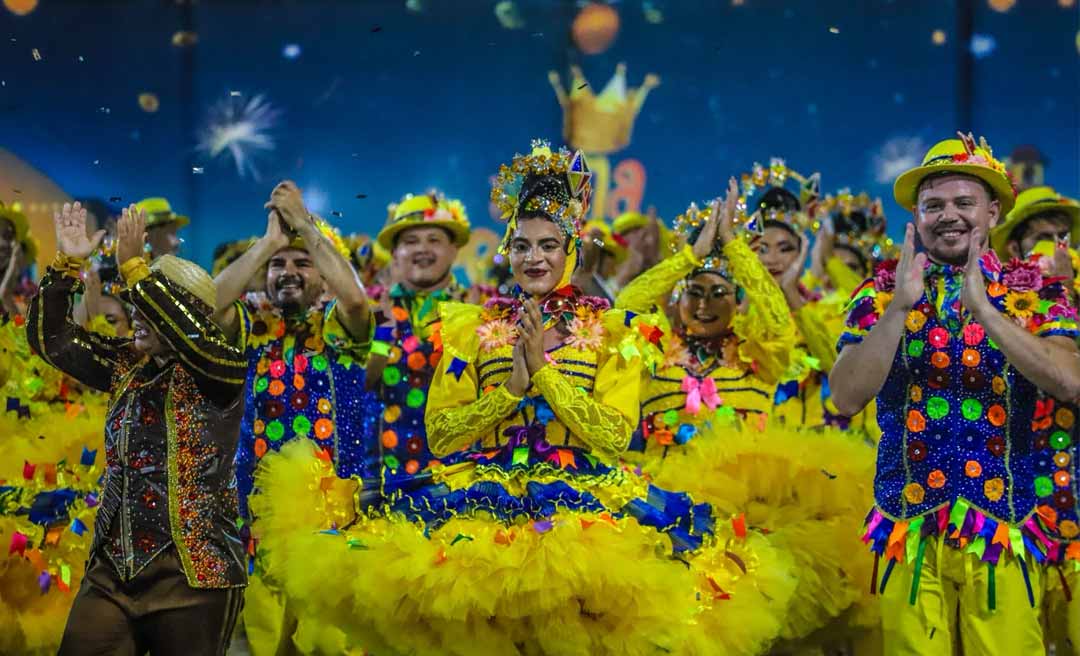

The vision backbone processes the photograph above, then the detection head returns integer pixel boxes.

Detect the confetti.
[98,106,111,114]
[282,43,301,59]
[93,160,100,165]
[192,166,204,174]
[405,0,423,12]
[495,1,524,29]
[355,194,368,199]
[137,92,159,113]
[370,26,383,33]
[230,90,241,97]
[171,31,198,47]
[77,55,84,62]
[31,48,41,61]
[109,196,121,202]
[577,83,589,90]
[331,211,343,217]
[531,32,544,38]
[828,26,840,34]
[413,50,421,56]
[932,29,946,45]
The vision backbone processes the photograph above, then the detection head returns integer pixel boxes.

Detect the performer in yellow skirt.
[251,142,795,655]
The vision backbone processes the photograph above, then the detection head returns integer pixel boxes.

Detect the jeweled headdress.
[490,139,592,253]
[671,200,732,280]
[735,158,821,235]
[819,189,894,261]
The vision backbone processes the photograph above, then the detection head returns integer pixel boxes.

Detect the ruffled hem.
[250,440,797,656]
[628,419,877,641]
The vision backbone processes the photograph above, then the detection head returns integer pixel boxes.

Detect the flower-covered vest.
[839,253,1077,569]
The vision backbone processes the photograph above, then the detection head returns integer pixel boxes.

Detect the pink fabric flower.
[874,260,897,292]
[565,315,605,351]
[476,319,517,351]
[1001,259,1043,292]
[979,251,1002,279]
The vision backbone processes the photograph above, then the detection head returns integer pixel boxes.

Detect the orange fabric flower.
[930,352,950,369]
[407,351,428,371]
[293,374,305,390]
[983,477,1005,502]
[927,469,947,489]
[405,459,420,475]
[1055,470,1071,487]
[964,460,983,478]
[268,379,286,396]
[961,349,981,368]
[315,418,334,439]
[904,482,926,504]
[907,410,926,432]
[987,281,1007,297]
[987,404,1007,427]
[381,430,399,449]
[1054,451,1072,468]
[254,438,268,459]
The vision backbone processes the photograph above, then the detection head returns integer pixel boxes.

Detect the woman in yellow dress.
[614,181,877,648]
[250,143,795,656]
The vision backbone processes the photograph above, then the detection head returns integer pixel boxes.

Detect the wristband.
[370,340,391,357]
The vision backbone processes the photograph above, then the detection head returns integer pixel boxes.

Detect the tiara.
[736,157,821,233]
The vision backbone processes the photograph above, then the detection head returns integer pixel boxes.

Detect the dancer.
[33,203,247,655]
[831,133,1080,654]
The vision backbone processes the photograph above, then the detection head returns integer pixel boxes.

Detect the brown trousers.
[58,549,244,656]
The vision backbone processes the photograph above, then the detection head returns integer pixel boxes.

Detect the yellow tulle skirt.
[250,439,800,655]
[0,395,105,654]
[629,419,879,644]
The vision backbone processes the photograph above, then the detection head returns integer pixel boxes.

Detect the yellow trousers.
[1044,565,1080,655]
[879,536,1043,655]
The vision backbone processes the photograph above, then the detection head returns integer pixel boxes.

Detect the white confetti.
[829,26,840,34]
[192,166,204,174]
[230,90,241,96]
[31,48,41,61]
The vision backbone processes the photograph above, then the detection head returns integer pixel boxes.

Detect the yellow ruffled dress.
[616,241,879,645]
[251,295,795,655]
[0,314,108,655]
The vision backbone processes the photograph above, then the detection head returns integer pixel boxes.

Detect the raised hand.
[892,223,928,312]
[115,204,147,266]
[779,230,811,294]
[264,180,310,231]
[263,210,291,251]
[961,227,990,315]
[54,202,106,260]
[518,299,547,375]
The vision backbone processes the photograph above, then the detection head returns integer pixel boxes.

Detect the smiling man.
[830,134,1080,655]
[363,192,471,496]
[212,180,373,655]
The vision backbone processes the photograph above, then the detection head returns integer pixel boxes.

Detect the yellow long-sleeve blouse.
[424,300,661,463]
[615,240,797,423]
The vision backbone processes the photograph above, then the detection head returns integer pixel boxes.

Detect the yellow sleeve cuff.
[120,257,151,286]
[683,244,703,267]
[51,252,85,279]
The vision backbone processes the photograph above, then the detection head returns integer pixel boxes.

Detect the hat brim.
[148,213,190,229]
[894,164,1016,215]
[990,202,1080,257]
[0,209,31,244]
[376,220,470,250]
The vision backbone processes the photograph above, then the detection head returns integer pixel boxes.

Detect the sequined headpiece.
[671,200,732,280]
[491,140,592,253]
[736,158,821,235]
[820,189,893,261]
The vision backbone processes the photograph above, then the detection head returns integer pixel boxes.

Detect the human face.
[147,222,181,259]
[266,248,326,313]
[1010,213,1073,259]
[99,295,131,338]
[393,226,457,291]
[0,219,16,272]
[914,175,1000,265]
[131,309,168,356]
[508,218,568,297]
[835,245,868,277]
[755,225,801,280]
[678,271,736,338]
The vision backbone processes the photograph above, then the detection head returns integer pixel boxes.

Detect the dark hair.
[1008,210,1073,246]
[915,171,995,204]
[763,219,802,243]
[757,187,801,214]
[834,243,869,276]
[832,210,870,236]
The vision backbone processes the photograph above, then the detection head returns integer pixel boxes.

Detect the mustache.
[275,274,304,288]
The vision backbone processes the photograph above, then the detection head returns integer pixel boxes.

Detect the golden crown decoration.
[548,63,660,155]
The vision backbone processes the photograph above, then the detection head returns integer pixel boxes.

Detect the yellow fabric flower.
[1003,290,1039,319]
[983,477,1005,502]
[874,291,894,317]
[905,310,927,332]
[903,482,925,504]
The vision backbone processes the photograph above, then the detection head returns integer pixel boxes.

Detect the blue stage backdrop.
[1,0,1077,268]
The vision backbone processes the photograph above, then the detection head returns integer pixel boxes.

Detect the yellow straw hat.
[893,133,1016,214]
[0,201,31,243]
[989,185,1080,257]
[376,193,470,250]
[149,255,216,310]
[135,197,190,229]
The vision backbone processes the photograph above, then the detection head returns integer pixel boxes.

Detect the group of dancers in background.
[0,132,1078,655]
